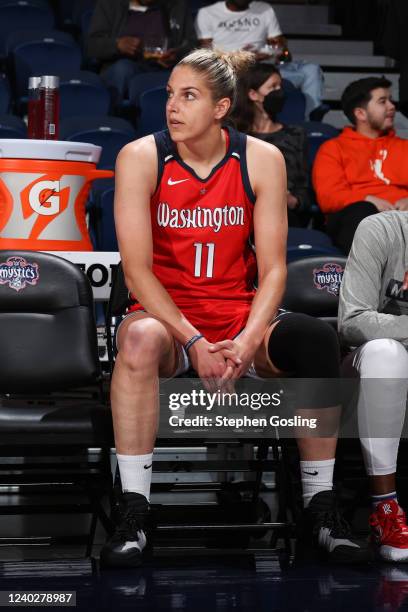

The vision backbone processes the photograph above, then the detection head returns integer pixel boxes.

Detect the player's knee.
[295,314,339,375]
[119,318,169,369]
[359,338,408,378]
[268,313,340,377]
[279,312,338,350]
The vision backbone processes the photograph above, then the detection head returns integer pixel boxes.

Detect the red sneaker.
[370,500,408,562]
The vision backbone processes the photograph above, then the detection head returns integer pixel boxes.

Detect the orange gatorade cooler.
[0,140,114,251]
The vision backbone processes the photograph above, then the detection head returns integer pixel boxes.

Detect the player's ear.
[248,88,261,102]
[214,97,231,121]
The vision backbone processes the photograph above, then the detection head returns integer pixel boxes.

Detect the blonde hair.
[177,48,255,112]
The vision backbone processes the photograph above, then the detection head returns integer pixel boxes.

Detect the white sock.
[117,452,153,502]
[300,458,335,507]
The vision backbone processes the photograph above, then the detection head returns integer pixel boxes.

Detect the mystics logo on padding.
[313,263,344,296]
[0,256,39,292]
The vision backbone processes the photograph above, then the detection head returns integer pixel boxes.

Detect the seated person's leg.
[343,338,408,562]
[101,58,145,107]
[101,312,186,568]
[254,312,370,562]
[326,201,377,255]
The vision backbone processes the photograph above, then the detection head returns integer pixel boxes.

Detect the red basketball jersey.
[129,127,257,343]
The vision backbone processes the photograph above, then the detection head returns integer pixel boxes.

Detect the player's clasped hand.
[188,337,242,392]
[208,339,254,384]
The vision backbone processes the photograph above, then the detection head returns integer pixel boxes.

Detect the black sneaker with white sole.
[100,492,149,568]
[298,491,372,564]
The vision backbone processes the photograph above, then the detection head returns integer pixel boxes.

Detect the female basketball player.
[100,49,368,568]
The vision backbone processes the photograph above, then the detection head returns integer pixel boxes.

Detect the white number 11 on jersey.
[193,242,215,278]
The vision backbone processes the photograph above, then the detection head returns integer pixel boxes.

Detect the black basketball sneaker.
[298,490,372,563]
[100,492,150,568]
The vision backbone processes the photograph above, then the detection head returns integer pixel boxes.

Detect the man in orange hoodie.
[313,77,408,254]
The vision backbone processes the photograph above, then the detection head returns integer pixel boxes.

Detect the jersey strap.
[153,130,175,192]
[153,127,255,203]
[237,131,256,205]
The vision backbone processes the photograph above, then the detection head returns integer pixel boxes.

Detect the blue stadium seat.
[282,255,347,324]
[0,114,27,138]
[277,78,306,124]
[287,227,334,249]
[72,0,95,25]
[301,121,340,170]
[79,6,94,35]
[13,35,82,100]
[128,71,170,108]
[138,86,167,137]
[281,78,295,92]
[60,116,136,169]
[0,75,11,114]
[54,0,74,27]
[0,0,50,10]
[90,185,117,252]
[286,228,342,262]
[85,177,113,250]
[56,0,94,29]
[0,1,54,57]
[60,72,110,119]
[287,244,342,263]
[6,29,75,56]
[75,4,98,70]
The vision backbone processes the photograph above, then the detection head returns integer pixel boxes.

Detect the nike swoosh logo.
[144,464,152,470]
[303,470,318,476]
[168,178,189,186]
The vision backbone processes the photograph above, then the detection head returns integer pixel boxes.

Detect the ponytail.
[177,48,255,113]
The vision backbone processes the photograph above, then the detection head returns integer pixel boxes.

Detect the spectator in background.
[87,0,196,107]
[232,63,311,226]
[383,0,408,118]
[195,0,326,120]
[313,77,408,254]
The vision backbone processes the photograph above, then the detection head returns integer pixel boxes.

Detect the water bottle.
[39,75,60,140]
[27,76,41,139]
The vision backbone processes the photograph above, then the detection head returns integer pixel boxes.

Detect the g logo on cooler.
[28,180,60,216]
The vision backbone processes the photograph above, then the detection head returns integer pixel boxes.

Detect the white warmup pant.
[342,339,408,476]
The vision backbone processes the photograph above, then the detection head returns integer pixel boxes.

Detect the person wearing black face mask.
[231,63,311,227]
[262,88,286,118]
